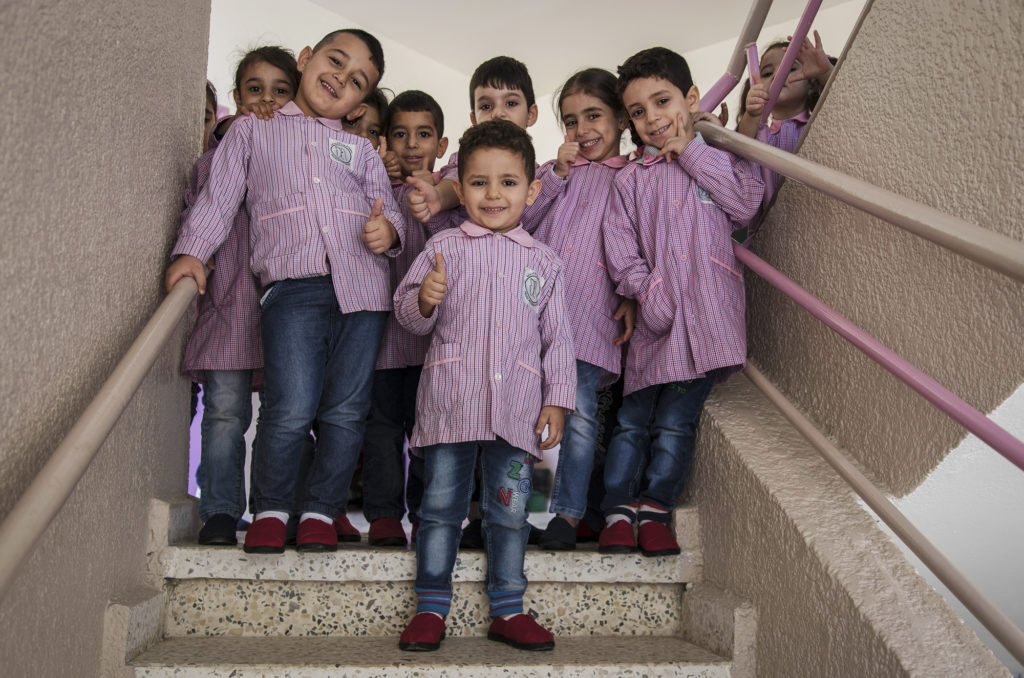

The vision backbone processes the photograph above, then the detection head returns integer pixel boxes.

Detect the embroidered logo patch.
[329,138,355,167]
[522,267,544,311]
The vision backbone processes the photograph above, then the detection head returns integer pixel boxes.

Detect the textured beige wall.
[747,0,1024,495]
[0,1,210,675]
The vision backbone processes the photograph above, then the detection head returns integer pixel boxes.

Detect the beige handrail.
[695,121,1024,283]
[743,363,1024,664]
[0,278,198,600]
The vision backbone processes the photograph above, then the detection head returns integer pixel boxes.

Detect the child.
[599,47,764,556]
[343,87,389,151]
[362,90,451,546]
[528,68,637,551]
[394,120,575,652]
[202,81,218,152]
[166,28,405,554]
[182,46,300,546]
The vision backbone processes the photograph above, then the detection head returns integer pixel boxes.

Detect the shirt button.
[495,373,502,381]
[496,321,501,328]
[322,227,329,233]
[582,201,588,207]
[567,247,574,253]
[498,272,504,279]
[313,177,321,184]
[673,200,680,207]
[310,141,318,147]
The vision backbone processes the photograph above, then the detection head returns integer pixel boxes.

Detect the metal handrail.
[759,0,823,124]
[696,121,1024,283]
[700,0,774,112]
[744,363,1024,664]
[0,278,199,600]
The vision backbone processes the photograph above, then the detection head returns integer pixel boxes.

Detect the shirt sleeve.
[602,169,660,302]
[394,239,440,335]
[537,261,577,411]
[520,160,566,233]
[679,136,765,223]
[361,141,406,257]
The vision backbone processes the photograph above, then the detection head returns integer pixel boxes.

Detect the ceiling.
[310,0,852,93]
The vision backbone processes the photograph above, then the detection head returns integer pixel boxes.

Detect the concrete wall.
[747,0,1024,495]
[0,1,210,675]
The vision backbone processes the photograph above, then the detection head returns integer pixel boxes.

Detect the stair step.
[131,635,730,677]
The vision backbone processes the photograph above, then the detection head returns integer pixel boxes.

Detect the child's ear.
[296,46,313,73]
[526,104,539,128]
[451,179,465,206]
[232,89,243,110]
[685,85,701,113]
[345,103,367,123]
[524,178,542,206]
[436,136,449,158]
[469,111,478,126]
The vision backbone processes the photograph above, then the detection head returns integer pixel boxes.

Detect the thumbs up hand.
[379,136,402,180]
[406,174,442,223]
[554,134,580,178]
[418,251,448,317]
[362,198,398,254]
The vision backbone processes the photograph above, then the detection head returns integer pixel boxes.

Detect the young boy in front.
[361,90,452,546]
[599,47,764,556]
[165,29,406,554]
[393,120,576,652]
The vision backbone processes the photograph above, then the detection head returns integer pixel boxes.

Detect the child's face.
[759,47,809,112]
[294,33,379,121]
[233,60,296,112]
[621,76,699,149]
[560,92,623,163]
[343,106,383,150]
[386,110,448,176]
[203,95,217,151]
[454,147,541,233]
[471,85,538,129]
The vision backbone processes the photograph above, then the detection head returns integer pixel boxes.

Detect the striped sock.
[254,511,289,524]
[489,590,525,618]
[638,502,671,525]
[415,587,452,617]
[605,503,638,527]
[299,512,334,525]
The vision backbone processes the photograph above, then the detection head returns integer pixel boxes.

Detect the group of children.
[168,26,832,652]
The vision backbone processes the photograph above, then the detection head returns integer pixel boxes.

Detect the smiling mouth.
[651,124,671,137]
[481,206,505,215]
[404,155,423,164]
[320,80,337,98]
[580,138,600,149]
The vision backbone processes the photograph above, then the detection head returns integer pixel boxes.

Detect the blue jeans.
[252,277,386,516]
[601,377,715,516]
[416,439,534,595]
[363,365,424,522]
[547,360,603,519]
[197,369,255,521]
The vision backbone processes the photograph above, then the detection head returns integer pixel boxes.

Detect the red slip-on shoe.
[638,520,681,557]
[399,612,446,651]
[597,520,637,554]
[296,518,338,553]
[334,513,361,543]
[487,614,555,651]
[242,516,287,554]
[368,517,407,547]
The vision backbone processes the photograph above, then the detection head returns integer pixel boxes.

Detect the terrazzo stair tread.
[131,635,731,677]
[164,578,683,637]
[157,540,700,584]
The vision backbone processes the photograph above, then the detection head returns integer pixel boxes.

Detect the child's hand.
[362,198,398,254]
[165,254,207,294]
[410,169,436,186]
[716,102,730,128]
[536,406,565,450]
[789,30,832,83]
[238,101,278,121]
[613,298,637,346]
[692,110,724,128]
[418,252,447,318]
[406,174,443,223]
[656,112,695,163]
[554,134,580,178]
[745,82,770,117]
[379,137,403,180]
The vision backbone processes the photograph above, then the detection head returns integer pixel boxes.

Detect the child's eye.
[588,112,602,121]
[351,77,363,90]
[657,98,669,106]
[274,88,290,96]
[248,86,262,94]
[506,100,518,108]
[479,103,492,111]
[369,127,380,137]
[418,131,433,139]
[502,179,517,187]
[393,131,406,139]
[471,179,486,187]
[564,119,576,128]
[631,108,644,118]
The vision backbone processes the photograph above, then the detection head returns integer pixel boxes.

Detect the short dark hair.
[233,46,299,96]
[468,56,535,110]
[384,90,444,137]
[313,29,385,87]
[617,47,695,148]
[363,87,391,120]
[456,120,535,182]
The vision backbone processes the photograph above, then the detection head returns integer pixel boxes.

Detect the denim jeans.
[362,365,424,522]
[251,277,386,516]
[197,369,254,521]
[601,376,715,515]
[547,360,603,519]
[416,439,534,595]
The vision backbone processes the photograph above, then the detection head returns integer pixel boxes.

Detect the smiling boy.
[393,120,575,652]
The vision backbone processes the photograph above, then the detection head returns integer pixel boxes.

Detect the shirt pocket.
[709,249,745,314]
[508,355,544,424]
[249,193,307,262]
[639,275,676,337]
[420,342,461,414]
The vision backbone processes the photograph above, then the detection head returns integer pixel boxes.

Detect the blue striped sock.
[414,587,452,617]
[489,590,525,618]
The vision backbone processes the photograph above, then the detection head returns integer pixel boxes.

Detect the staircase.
[126,498,743,676]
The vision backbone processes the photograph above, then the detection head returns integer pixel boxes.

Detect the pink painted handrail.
[699,0,774,112]
[760,0,824,124]
[733,241,1024,472]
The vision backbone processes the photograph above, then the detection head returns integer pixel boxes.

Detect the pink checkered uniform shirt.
[530,157,630,387]
[375,175,457,370]
[172,101,406,313]
[178,143,262,384]
[603,136,764,395]
[756,110,809,204]
[394,222,577,458]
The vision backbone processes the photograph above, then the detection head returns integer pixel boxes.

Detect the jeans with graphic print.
[547,360,603,519]
[251,276,386,517]
[416,439,534,596]
[601,376,715,515]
